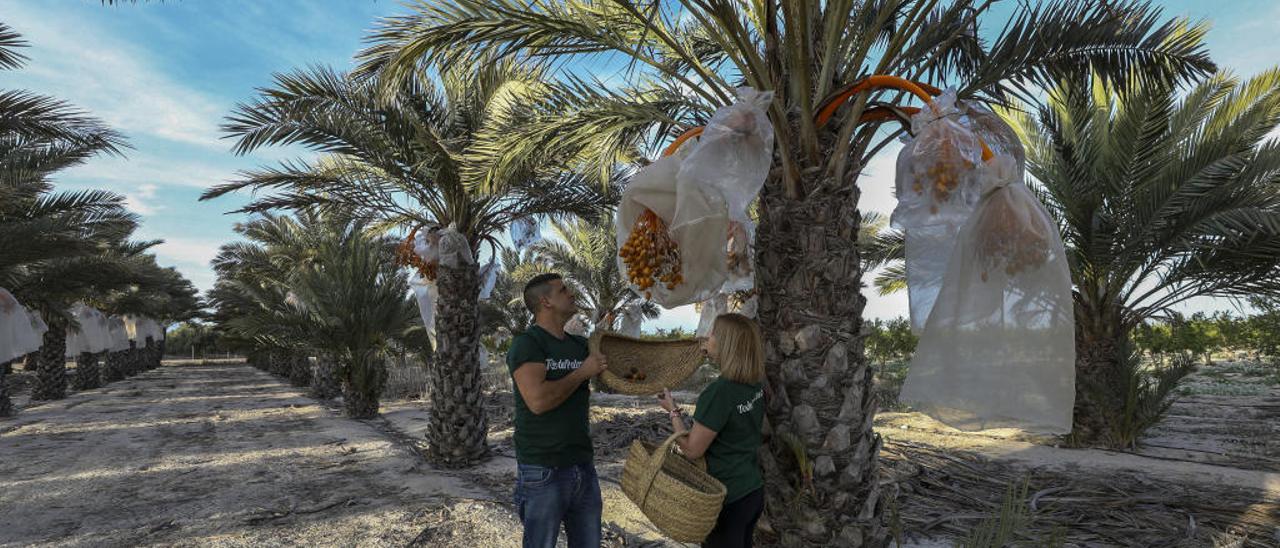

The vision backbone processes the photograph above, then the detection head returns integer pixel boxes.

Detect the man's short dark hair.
[523,273,563,314]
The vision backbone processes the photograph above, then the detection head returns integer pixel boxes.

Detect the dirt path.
[0,362,493,547]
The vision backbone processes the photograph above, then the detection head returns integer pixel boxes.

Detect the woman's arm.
[659,389,718,459]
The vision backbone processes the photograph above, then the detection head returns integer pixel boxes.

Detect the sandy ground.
[0,362,491,547]
[4,359,1279,547]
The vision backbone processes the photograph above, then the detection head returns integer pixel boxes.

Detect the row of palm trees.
[204,208,656,414]
[0,22,201,414]
[197,1,1280,545]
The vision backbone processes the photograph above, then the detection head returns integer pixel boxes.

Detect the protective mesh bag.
[723,220,756,293]
[617,88,774,307]
[618,305,643,337]
[1,288,47,363]
[892,90,990,332]
[899,154,1076,434]
[124,316,163,344]
[695,293,729,337]
[478,259,499,300]
[410,275,436,336]
[438,223,475,268]
[565,315,588,337]
[107,316,131,352]
[66,303,113,356]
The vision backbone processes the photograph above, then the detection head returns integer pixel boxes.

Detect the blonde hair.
[712,313,765,384]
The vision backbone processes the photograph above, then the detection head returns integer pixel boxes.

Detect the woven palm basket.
[589,331,704,395]
[621,432,727,543]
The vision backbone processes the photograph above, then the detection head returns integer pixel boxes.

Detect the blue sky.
[4,0,1278,330]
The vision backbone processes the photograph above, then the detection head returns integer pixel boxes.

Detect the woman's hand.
[656,388,676,413]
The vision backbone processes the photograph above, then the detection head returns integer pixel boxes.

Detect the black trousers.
[703,487,764,548]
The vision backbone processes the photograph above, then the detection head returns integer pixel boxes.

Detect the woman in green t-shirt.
[657,313,766,548]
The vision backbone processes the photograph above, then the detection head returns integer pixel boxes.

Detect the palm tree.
[533,218,659,330]
[280,224,418,418]
[357,1,1215,542]
[2,22,139,400]
[211,212,418,418]
[998,72,1280,445]
[201,61,615,467]
[209,211,353,396]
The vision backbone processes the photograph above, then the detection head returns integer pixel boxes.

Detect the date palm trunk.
[288,352,313,387]
[1068,294,1128,446]
[72,351,101,391]
[310,354,341,399]
[32,315,69,401]
[755,165,883,546]
[103,350,127,383]
[0,360,13,417]
[341,352,387,419]
[422,262,490,467]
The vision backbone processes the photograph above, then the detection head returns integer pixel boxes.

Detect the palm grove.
[1,23,200,415]
[192,1,1280,548]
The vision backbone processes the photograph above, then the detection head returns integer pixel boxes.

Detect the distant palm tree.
[202,61,616,466]
[221,215,419,418]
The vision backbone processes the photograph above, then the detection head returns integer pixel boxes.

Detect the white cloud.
[121,183,162,216]
[59,153,238,190]
[3,5,229,151]
[154,237,222,268]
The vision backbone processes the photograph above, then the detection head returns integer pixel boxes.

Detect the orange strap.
[814,76,939,128]
[665,75,992,161]
[662,126,704,157]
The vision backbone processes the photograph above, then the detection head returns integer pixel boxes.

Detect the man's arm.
[512,353,607,415]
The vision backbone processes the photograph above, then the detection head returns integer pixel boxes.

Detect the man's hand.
[580,352,608,378]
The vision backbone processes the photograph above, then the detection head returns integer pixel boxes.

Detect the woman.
[657,313,766,548]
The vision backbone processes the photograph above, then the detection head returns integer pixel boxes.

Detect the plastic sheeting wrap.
[617,88,774,307]
[896,99,1075,434]
[695,294,728,338]
[510,217,540,249]
[618,305,644,337]
[565,316,588,337]
[66,304,113,356]
[410,275,436,336]
[124,316,164,344]
[437,223,474,268]
[1,288,47,363]
[106,316,131,352]
[478,260,499,300]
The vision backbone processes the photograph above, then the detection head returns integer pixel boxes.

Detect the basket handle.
[639,431,689,509]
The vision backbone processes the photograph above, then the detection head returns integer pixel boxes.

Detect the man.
[507,273,608,548]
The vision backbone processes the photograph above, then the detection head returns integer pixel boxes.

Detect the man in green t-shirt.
[506,273,608,548]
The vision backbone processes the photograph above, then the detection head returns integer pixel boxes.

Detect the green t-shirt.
[693,377,765,503]
[506,325,593,467]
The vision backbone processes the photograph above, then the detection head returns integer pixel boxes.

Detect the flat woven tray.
[589,331,703,395]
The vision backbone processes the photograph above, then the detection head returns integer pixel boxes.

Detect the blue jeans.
[513,462,602,548]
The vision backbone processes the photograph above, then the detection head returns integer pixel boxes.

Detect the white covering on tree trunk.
[437,223,474,267]
[618,305,644,337]
[65,303,113,356]
[695,294,729,337]
[410,275,436,336]
[478,259,499,300]
[0,287,47,363]
[106,316,130,352]
[510,217,540,249]
[124,316,164,344]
